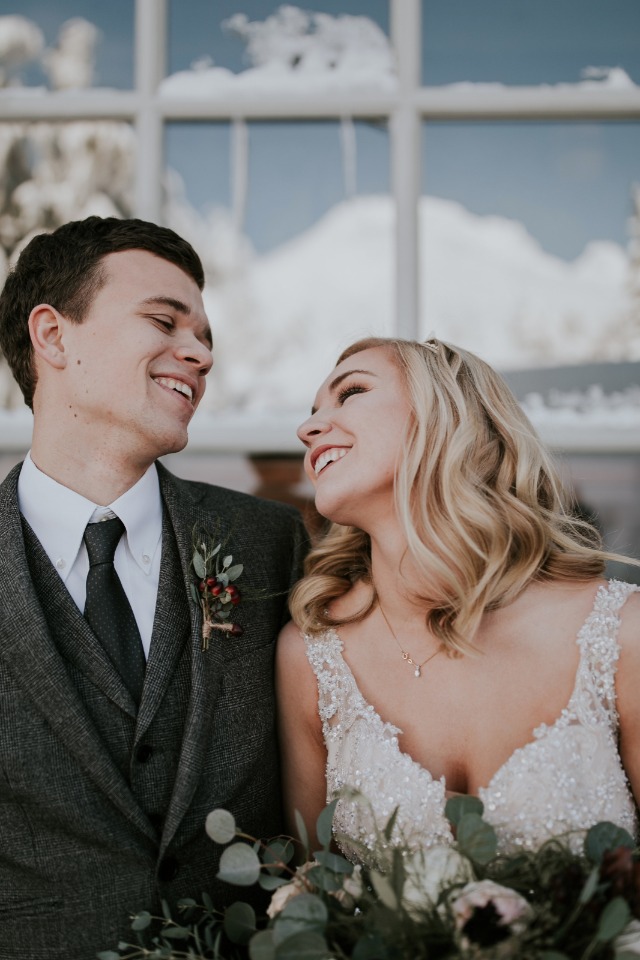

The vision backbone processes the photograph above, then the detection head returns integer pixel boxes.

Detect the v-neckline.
[324,584,609,801]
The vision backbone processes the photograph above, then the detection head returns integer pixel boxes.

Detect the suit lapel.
[135,509,190,736]
[154,465,229,850]
[0,465,154,841]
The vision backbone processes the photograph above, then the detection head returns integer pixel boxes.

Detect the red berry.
[198,581,206,592]
[206,577,217,587]
[231,596,240,606]
[210,583,223,596]
[230,623,244,637]
[227,584,238,597]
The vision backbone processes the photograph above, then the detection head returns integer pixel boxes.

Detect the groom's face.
[58,248,213,464]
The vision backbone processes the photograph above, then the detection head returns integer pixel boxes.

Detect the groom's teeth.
[154,377,194,402]
[315,448,348,476]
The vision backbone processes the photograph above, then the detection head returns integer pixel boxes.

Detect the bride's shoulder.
[616,581,640,652]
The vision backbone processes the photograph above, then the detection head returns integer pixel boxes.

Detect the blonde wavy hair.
[290,336,629,655]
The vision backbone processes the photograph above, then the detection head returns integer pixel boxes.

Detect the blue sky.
[3,0,640,260]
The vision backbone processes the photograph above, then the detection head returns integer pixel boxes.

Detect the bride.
[277,336,639,864]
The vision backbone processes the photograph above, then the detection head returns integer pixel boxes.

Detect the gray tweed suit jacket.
[0,461,308,960]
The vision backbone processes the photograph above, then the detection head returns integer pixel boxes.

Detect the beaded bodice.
[304,581,638,864]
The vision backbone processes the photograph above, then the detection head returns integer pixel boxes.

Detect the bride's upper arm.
[616,590,640,807]
[276,621,327,848]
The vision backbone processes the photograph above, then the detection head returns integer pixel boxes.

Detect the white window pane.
[165,118,392,414]
[0,1,134,89]
[168,0,389,79]
[422,0,640,87]
[421,120,640,369]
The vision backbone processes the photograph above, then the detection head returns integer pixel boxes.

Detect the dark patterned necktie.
[83,517,145,705]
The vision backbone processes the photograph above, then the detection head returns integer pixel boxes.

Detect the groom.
[0,216,307,960]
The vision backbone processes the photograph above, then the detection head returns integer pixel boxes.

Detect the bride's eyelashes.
[337,383,368,404]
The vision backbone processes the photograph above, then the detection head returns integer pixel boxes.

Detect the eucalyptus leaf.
[223,554,233,569]
[217,842,261,886]
[585,821,635,864]
[596,897,631,942]
[249,929,277,960]
[162,926,189,939]
[192,551,206,579]
[272,893,329,945]
[306,864,343,892]
[456,812,497,865]
[224,902,256,945]
[444,795,484,826]
[211,543,221,557]
[218,573,229,587]
[294,810,309,851]
[352,933,389,960]
[383,806,399,842]
[578,865,600,905]
[370,870,399,910]
[263,839,294,874]
[189,584,200,605]
[316,797,339,848]
[161,898,172,920]
[274,931,330,959]
[205,808,237,845]
[259,874,290,891]
[226,564,244,580]
[312,849,353,873]
[280,892,329,926]
[130,910,152,931]
[202,891,214,912]
[616,953,640,960]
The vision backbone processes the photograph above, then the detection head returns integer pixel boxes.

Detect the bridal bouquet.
[101,795,640,960]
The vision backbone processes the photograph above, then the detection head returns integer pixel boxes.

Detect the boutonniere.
[190,525,244,651]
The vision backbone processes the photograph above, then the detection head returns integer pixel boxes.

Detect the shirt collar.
[17,453,162,580]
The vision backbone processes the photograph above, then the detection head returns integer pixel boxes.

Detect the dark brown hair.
[0,216,205,409]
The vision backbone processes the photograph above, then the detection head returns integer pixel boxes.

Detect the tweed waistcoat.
[22,511,191,831]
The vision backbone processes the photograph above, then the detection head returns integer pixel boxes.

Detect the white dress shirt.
[17,453,163,657]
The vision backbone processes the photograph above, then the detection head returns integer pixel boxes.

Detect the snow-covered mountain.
[202,194,634,413]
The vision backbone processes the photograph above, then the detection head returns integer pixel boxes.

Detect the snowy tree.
[0,15,134,408]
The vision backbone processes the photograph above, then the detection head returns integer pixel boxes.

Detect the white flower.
[451,879,532,935]
[615,919,640,955]
[266,860,317,918]
[334,864,364,910]
[401,845,475,918]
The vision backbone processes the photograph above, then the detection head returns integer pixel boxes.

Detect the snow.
[0,7,637,442]
[193,193,634,414]
[160,4,396,98]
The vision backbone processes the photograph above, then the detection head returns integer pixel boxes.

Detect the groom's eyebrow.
[311,368,377,414]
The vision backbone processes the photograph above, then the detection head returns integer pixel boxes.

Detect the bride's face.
[297,346,412,528]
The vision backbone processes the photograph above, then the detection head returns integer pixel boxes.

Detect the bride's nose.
[297,412,330,447]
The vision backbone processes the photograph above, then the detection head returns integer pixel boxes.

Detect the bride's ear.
[28,304,68,370]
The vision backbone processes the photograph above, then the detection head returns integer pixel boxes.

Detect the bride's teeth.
[314,448,347,476]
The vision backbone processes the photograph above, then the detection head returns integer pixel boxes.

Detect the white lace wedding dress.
[303,580,638,864]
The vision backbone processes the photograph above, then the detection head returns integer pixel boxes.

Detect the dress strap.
[304,629,362,732]
[576,580,639,720]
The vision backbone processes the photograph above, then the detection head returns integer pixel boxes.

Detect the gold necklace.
[378,603,443,678]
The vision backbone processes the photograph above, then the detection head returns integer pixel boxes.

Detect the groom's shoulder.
[158,463,304,528]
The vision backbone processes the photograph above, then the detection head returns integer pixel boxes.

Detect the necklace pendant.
[414,666,421,678]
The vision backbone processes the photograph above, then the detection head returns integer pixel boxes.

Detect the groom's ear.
[28,304,68,370]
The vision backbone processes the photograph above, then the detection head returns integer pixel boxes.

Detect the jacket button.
[158,856,179,881]
[136,744,153,763]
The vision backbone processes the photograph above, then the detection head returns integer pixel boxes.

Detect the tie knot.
[84,516,125,566]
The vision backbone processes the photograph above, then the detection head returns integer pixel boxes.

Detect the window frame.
[0,0,638,453]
